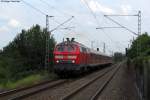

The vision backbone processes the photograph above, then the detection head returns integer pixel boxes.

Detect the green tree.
[0,24,56,82]
[127,32,150,58]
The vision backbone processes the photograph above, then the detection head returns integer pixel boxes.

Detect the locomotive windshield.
[57,45,64,52]
[67,45,75,52]
[56,44,76,52]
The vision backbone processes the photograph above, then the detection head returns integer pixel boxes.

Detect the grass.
[0,72,58,89]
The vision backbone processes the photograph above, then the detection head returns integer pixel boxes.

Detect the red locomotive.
[53,38,112,75]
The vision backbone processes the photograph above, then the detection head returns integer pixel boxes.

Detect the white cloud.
[88,0,98,12]
[121,5,132,15]
[87,20,95,26]
[8,19,20,28]
[0,26,9,33]
[82,0,115,14]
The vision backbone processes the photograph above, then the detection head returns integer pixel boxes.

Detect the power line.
[100,12,141,56]
[104,15,138,35]
[0,0,20,2]
[51,17,75,31]
[20,0,52,69]
[2,0,49,17]
[39,0,72,17]
[45,15,74,69]
[50,16,74,32]
[39,0,76,35]
[82,0,134,53]
[96,27,123,29]
[82,0,100,25]
[81,0,116,40]
[21,0,47,15]
[81,0,122,52]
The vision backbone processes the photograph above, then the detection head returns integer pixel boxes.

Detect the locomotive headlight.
[68,55,77,59]
[72,60,75,63]
[56,60,59,63]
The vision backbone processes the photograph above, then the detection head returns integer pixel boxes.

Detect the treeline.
[126,32,150,100]
[126,32,150,75]
[109,33,150,62]
[0,25,56,83]
[113,52,125,62]
[127,32,150,58]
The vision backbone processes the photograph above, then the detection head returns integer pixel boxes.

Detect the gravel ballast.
[98,63,140,100]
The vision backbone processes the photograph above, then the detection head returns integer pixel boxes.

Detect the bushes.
[127,33,150,58]
[0,72,57,89]
[132,56,150,100]
[0,24,56,87]
[0,56,29,83]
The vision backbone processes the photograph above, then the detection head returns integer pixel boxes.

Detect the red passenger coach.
[53,38,112,75]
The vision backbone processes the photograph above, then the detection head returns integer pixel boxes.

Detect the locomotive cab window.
[56,44,76,52]
[67,45,76,52]
[56,45,64,52]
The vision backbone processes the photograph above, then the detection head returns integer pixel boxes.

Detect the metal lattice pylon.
[45,15,50,70]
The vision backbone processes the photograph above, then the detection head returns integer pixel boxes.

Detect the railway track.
[20,65,115,100]
[0,79,67,100]
[62,63,122,100]
[0,63,120,100]
[90,63,121,100]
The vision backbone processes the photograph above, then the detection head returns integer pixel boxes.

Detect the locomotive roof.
[57,41,85,47]
[89,49,109,57]
[57,41,111,57]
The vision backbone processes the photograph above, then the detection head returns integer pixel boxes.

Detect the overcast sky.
[0,0,150,55]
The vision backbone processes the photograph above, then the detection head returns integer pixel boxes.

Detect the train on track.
[53,38,112,75]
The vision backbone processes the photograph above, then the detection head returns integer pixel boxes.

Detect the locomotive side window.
[80,47,82,52]
[81,47,87,53]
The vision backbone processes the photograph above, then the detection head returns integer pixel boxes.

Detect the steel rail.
[0,79,55,97]
[62,66,115,100]
[90,63,122,100]
[0,80,67,100]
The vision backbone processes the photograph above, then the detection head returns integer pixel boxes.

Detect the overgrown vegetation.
[0,25,56,88]
[127,32,150,58]
[126,32,150,78]
[127,32,150,100]
[0,72,57,89]
[126,32,150,76]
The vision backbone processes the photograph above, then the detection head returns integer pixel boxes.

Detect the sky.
[0,0,150,55]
